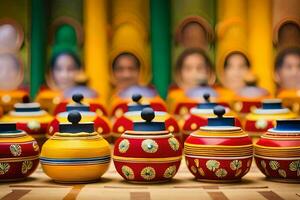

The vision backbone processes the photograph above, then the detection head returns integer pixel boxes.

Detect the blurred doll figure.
[111,52,156,97]
[223,51,251,94]
[110,52,166,117]
[276,47,300,113]
[0,22,28,113]
[50,51,97,98]
[167,48,217,114]
[36,23,101,114]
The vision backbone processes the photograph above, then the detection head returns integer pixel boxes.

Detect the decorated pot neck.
[269,119,300,133]
[0,123,22,134]
[59,111,94,133]
[133,107,165,131]
[66,93,90,112]
[127,93,150,112]
[261,99,282,109]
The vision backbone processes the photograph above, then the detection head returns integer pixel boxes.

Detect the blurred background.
[0,0,299,103]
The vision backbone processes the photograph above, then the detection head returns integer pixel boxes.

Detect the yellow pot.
[40,111,111,183]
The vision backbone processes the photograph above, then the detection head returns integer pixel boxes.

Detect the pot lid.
[200,106,240,131]
[127,93,150,112]
[10,96,46,116]
[197,93,217,109]
[133,107,165,131]
[186,85,218,100]
[268,119,300,134]
[66,93,90,112]
[253,99,290,114]
[0,122,21,134]
[59,111,94,133]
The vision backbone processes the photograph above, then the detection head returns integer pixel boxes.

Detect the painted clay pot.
[0,96,53,146]
[182,93,241,142]
[254,119,300,182]
[244,99,297,137]
[112,94,181,142]
[47,94,111,140]
[40,111,111,183]
[113,107,182,183]
[0,123,39,182]
[184,106,253,182]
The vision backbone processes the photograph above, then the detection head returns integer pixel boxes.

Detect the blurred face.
[52,54,80,91]
[113,55,140,90]
[180,53,211,89]
[0,55,20,90]
[276,54,300,89]
[224,54,250,92]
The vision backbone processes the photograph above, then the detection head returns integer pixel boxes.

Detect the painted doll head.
[50,51,81,91]
[181,21,208,49]
[175,48,215,91]
[112,52,141,90]
[223,51,250,93]
[275,47,300,89]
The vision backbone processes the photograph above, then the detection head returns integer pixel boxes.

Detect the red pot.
[113,107,182,183]
[184,106,253,182]
[254,119,300,182]
[0,123,39,182]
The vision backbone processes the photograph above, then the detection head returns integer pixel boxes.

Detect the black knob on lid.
[132,93,142,103]
[141,107,155,122]
[68,111,82,124]
[213,105,226,118]
[203,93,210,103]
[72,94,84,104]
[22,95,30,103]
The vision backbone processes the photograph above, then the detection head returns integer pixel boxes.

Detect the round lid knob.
[203,93,210,103]
[141,107,155,122]
[132,93,142,103]
[72,93,84,104]
[213,105,226,118]
[22,95,30,103]
[67,111,82,124]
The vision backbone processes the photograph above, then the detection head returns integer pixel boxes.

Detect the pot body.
[184,128,253,182]
[113,130,182,183]
[40,132,111,183]
[0,130,39,181]
[254,123,300,182]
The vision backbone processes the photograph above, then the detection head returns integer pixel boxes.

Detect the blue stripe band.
[40,156,111,165]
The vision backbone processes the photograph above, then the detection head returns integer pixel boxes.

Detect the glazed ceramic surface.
[113,107,182,183]
[41,111,111,183]
[1,98,53,146]
[254,119,300,182]
[47,94,111,140]
[184,106,253,182]
[244,99,296,137]
[182,94,241,142]
[0,123,39,182]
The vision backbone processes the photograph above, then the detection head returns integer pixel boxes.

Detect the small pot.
[184,106,253,182]
[113,107,182,183]
[254,119,300,182]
